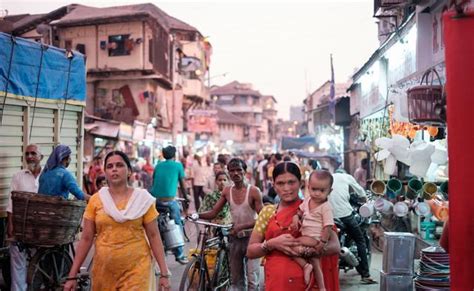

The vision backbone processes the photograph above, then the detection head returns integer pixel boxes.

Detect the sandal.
[361,277,377,284]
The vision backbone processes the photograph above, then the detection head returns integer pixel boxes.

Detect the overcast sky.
[1,0,380,119]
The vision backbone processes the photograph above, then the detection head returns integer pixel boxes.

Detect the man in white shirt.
[328,170,376,284]
[7,144,43,291]
[191,154,208,211]
[203,162,224,195]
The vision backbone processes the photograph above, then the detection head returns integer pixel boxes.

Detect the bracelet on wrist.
[159,273,171,278]
[261,240,270,253]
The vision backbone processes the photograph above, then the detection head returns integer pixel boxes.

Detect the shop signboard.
[187,109,218,133]
[119,123,133,141]
[155,131,172,146]
[145,125,155,141]
[133,122,146,141]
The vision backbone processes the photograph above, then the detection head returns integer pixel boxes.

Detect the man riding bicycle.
[150,145,190,264]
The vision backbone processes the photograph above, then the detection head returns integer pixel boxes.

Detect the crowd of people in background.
[73,145,377,290]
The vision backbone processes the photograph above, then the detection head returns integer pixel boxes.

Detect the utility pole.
[171,34,178,145]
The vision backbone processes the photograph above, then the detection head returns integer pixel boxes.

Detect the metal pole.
[207,65,211,89]
[171,34,177,145]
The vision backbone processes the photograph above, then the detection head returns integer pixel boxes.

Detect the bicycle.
[62,267,91,291]
[179,218,232,291]
[177,197,201,244]
[22,242,76,291]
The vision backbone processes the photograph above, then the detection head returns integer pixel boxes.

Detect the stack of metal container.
[414,246,450,290]
[380,232,416,291]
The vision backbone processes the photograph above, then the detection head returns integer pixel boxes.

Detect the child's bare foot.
[303,263,313,285]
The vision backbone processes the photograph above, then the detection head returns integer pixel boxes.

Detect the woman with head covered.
[38,144,89,201]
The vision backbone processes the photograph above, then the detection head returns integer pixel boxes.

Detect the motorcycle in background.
[335,193,372,273]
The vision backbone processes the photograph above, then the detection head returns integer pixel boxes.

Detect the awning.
[281,136,317,150]
[84,123,99,131]
[89,120,120,139]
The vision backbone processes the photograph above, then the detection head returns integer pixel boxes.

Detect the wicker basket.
[11,191,86,246]
[407,68,445,126]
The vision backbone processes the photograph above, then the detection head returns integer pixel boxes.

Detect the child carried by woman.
[290,170,334,290]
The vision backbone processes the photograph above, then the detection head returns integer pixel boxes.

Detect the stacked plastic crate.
[380,232,416,291]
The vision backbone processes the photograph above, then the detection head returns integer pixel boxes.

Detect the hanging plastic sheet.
[0,32,86,104]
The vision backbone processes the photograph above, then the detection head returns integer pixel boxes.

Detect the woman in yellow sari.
[64,151,170,291]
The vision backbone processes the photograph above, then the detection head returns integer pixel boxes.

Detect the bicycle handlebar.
[185,217,233,229]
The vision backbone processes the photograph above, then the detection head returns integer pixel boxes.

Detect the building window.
[217,95,233,106]
[149,39,154,63]
[64,40,72,50]
[76,43,86,55]
[237,95,247,105]
[108,34,132,57]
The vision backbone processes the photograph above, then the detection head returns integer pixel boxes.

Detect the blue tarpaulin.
[281,135,316,150]
[0,32,86,104]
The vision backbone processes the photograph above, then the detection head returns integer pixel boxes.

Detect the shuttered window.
[0,105,24,215]
[29,107,55,163]
[59,110,80,174]
[0,102,84,217]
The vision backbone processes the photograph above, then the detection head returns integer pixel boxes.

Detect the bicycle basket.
[406,68,446,126]
[11,191,86,246]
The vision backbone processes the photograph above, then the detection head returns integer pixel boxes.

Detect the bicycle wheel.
[211,249,230,290]
[179,256,209,291]
[27,247,72,291]
[183,218,200,245]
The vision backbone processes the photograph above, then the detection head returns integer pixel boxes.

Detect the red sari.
[264,199,339,291]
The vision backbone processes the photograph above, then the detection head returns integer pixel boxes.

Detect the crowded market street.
[1,0,474,290]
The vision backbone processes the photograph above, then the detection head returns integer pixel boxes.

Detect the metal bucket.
[162,219,185,250]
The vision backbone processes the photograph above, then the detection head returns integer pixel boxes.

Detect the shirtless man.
[195,158,263,291]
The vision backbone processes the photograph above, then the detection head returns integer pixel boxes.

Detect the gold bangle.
[159,273,171,278]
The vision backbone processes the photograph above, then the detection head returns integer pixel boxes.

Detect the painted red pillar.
[443,10,474,290]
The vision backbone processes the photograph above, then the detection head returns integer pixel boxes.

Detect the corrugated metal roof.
[211,81,262,97]
[216,106,247,125]
[55,3,198,33]
[262,95,277,103]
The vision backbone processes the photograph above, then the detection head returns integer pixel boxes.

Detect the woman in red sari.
[247,162,340,290]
